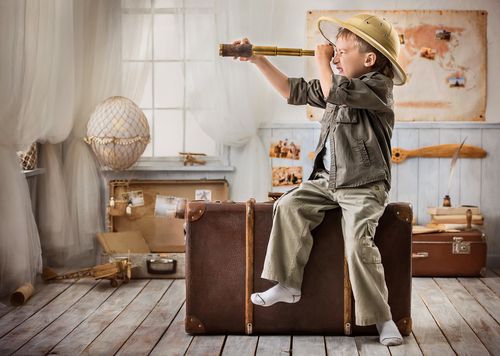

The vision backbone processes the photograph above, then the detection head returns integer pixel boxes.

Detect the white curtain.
[186,0,276,202]
[0,0,152,295]
[0,0,75,296]
[57,0,152,267]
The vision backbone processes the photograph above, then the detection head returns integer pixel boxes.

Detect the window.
[121,0,220,161]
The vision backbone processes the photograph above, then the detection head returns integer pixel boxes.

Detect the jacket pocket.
[361,221,382,264]
[371,182,389,206]
[353,139,371,167]
[334,105,358,124]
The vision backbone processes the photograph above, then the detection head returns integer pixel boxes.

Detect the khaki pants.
[261,171,392,326]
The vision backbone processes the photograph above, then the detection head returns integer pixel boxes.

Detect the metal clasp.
[246,322,253,335]
[344,322,351,335]
[452,236,471,254]
[412,252,429,259]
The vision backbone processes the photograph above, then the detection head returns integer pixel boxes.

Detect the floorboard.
[292,335,326,356]
[185,335,226,356]
[221,335,258,356]
[325,336,359,356]
[354,336,390,356]
[0,279,97,354]
[413,278,490,355]
[255,335,291,356]
[480,269,500,296]
[82,279,171,355]
[0,279,75,339]
[388,333,423,356]
[48,279,148,355]
[410,290,455,356]
[116,279,183,355]
[459,276,500,324]
[0,276,499,355]
[149,302,193,356]
[14,279,116,356]
[435,278,500,355]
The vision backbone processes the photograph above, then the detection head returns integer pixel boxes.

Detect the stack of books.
[426,205,484,231]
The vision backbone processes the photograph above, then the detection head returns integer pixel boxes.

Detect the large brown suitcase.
[412,229,486,277]
[185,200,413,336]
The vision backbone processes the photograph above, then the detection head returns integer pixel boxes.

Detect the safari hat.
[317,14,407,85]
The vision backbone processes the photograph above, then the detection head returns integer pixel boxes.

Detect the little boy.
[234,14,406,346]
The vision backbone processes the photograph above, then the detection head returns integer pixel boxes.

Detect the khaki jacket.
[287,72,394,191]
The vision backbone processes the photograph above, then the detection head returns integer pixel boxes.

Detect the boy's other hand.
[315,43,335,67]
[232,38,263,63]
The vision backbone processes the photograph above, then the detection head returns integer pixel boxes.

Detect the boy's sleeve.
[287,77,327,109]
[325,73,393,112]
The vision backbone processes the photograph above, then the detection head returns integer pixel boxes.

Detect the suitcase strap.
[344,257,352,335]
[245,198,256,335]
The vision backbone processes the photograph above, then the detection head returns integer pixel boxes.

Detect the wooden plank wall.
[259,122,500,267]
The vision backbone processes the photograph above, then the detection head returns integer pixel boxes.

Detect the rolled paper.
[10,283,35,306]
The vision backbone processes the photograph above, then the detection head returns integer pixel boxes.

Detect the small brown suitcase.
[185,200,413,336]
[412,229,487,277]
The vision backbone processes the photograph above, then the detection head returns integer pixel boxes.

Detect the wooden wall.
[259,122,500,267]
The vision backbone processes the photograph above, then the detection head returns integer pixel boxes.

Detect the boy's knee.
[276,190,300,210]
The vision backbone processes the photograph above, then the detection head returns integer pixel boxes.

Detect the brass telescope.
[219,43,315,58]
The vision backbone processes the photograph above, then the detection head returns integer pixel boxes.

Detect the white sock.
[251,283,301,307]
[376,319,403,346]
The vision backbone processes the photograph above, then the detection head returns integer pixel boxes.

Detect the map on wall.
[306,10,487,121]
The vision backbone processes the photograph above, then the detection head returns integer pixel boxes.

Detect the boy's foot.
[251,283,301,306]
[376,319,403,346]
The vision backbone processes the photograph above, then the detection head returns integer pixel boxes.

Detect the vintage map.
[306,10,487,121]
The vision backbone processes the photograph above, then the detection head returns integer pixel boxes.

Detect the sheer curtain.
[0,0,152,296]
[0,0,75,296]
[186,0,276,202]
[60,0,152,267]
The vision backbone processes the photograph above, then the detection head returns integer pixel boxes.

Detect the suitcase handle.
[412,252,429,259]
[146,258,177,274]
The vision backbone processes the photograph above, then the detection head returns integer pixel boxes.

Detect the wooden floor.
[1,269,500,355]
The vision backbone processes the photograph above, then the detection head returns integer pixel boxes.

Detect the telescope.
[219,43,315,58]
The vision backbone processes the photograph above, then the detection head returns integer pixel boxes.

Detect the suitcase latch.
[146,257,177,274]
[452,237,471,254]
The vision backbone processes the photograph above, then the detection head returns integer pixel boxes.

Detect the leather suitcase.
[185,200,413,336]
[412,229,487,277]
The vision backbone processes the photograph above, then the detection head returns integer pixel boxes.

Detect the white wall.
[243,0,500,124]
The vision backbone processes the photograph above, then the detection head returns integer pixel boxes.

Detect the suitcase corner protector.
[393,205,413,224]
[396,317,412,336]
[185,314,206,334]
[187,202,207,222]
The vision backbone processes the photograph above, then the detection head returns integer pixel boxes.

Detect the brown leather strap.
[343,257,352,335]
[245,198,256,335]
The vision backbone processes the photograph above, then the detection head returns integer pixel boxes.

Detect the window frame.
[121,0,228,167]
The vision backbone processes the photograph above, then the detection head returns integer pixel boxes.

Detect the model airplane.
[179,152,207,166]
[42,258,134,287]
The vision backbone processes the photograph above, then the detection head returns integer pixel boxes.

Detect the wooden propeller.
[392,144,487,164]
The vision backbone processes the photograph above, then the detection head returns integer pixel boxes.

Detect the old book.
[430,214,484,225]
[426,223,484,231]
[427,206,480,215]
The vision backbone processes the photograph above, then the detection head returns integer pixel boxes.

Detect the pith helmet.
[317,14,407,85]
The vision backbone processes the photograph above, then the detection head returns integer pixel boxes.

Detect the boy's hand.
[232,38,263,63]
[315,43,335,98]
[315,43,335,67]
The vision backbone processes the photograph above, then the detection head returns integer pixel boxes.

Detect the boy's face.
[332,36,375,79]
